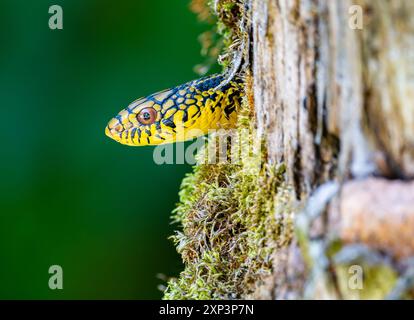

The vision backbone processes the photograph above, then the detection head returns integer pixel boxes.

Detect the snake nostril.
[108,118,119,129]
[108,121,124,131]
[106,118,125,141]
[113,124,123,132]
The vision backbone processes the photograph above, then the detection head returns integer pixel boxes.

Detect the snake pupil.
[137,107,157,125]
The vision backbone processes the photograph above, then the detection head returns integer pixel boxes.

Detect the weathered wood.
[329,178,414,260]
[251,0,414,299]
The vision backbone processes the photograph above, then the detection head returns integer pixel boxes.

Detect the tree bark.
[250,0,414,299]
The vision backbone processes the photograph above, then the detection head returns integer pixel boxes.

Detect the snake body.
[105,74,243,146]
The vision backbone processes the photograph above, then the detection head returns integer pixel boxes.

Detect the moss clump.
[163,93,288,299]
[191,0,246,74]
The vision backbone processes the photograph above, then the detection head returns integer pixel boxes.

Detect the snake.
[105,74,244,146]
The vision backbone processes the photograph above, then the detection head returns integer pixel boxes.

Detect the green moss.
[191,0,246,73]
[163,101,288,299]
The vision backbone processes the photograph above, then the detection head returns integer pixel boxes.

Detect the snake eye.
[137,107,157,125]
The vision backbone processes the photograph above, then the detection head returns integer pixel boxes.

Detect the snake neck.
[178,73,244,131]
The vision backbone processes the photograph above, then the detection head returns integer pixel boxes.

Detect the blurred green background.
[0,0,212,299]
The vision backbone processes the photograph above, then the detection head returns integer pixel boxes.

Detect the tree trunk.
[164,0,414,300]
[251,0,414,299]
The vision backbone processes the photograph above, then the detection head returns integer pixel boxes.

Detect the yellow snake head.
[105,74,243,146]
